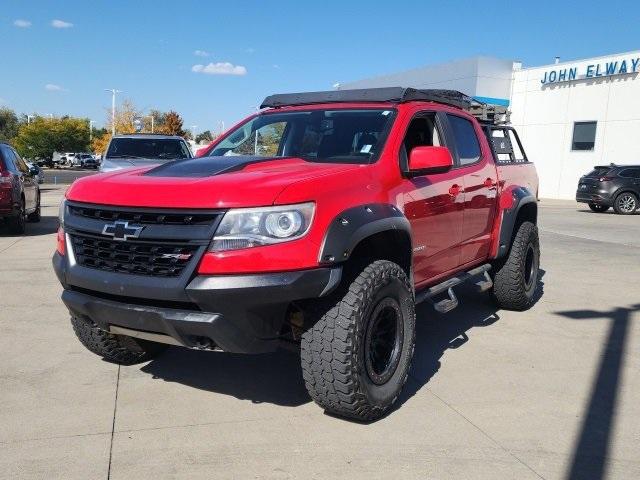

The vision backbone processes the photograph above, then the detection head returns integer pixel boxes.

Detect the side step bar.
[415,264,492,313]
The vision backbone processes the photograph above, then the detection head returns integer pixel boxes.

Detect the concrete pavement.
[0,190,638,479]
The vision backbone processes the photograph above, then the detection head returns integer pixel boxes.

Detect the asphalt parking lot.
[1,187,638,480]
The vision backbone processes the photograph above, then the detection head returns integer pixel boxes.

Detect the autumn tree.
[92,99,141,154]
[159,111,187,137]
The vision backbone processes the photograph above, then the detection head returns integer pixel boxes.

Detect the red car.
[53,88,539,420]
[0,142,41,233]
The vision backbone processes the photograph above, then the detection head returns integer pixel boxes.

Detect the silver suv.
[100,134,192,172]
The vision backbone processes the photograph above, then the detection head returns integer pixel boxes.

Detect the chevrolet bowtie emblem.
[102,221,144,241]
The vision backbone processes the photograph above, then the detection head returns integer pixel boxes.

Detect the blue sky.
[1,0,639,133]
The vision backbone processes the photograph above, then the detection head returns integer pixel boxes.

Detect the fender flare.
[319,203,412,264]
[494,187,537,259]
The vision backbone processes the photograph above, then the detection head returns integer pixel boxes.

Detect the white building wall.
[510,51,640,199]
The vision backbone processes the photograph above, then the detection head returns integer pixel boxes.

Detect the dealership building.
[342,50,640,199]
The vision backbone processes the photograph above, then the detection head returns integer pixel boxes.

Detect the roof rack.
[260,87,510,124]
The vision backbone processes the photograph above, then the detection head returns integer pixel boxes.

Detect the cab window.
[447,114,481,166]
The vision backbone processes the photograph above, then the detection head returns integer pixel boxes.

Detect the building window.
[571,121,597,151]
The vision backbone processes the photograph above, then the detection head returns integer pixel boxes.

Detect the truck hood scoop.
[143,156,281,178]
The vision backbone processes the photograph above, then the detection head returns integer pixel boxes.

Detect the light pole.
[27,115,35,124]
[190,125,198,140]
[145,115,154,133]
[104,88,122,136]
[89,120,95,142]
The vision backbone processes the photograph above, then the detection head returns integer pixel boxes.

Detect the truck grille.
[70,234,199,277]
[68,204,218,226]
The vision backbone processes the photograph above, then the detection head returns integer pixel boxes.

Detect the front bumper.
[53,252,341,353]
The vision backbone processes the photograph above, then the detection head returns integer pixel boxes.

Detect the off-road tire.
[7,199,26,234]
[300,260,416,421]
[588,203,609,213]
[70,315,167,365]
[613,192,638,215]
[492,221,540,311]
[27,193,41,222]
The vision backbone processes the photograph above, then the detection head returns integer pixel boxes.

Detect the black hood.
[143,156,284,178]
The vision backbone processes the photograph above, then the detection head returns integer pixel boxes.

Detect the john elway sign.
[541,57,640,85]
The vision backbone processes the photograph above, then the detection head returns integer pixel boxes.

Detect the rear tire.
[588,203,609,213]
[27,193,41,222]
[492,221,540,311]
[7,199,26,234]
[300,260,415,421]
[613,192,638,215]
[70,315,167,365]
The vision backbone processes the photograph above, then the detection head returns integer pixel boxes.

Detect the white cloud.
[194,50,210,57]
[45,83,66,92]
[51,19,73,28]
[13,19,32,28]
[192,62,247,76]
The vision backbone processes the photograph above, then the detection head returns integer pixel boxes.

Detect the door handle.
[448,184,462,197]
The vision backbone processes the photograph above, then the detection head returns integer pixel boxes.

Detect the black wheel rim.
[365,297,403,385]
[524,243,538,291]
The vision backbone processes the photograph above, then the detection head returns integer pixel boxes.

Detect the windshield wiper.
[107,155,150,160]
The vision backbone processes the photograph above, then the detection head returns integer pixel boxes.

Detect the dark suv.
[0,142,41,233]
[576,164,640,214]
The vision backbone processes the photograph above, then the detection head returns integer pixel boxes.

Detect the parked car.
[75,153,98,169]
[0,142,40,233]
[576,164,640,214]
[53,88,540,421]
[64,152,77,166]
[26,162,44,184]
[99,135,192,172]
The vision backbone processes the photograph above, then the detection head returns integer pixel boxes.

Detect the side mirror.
[408,146,453,175]
[29,166,39,176]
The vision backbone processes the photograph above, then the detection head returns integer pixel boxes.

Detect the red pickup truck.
[53,88,539,421]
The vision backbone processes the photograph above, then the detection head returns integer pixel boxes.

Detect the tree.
[0,108,19,142]
[13,117,90,159]
[195,130,214,144]
[159,111,187,137]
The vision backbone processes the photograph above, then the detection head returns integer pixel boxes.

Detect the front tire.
[300,260,416,421]
[492,221,540,311]
[70,315,167,365]
[588,203,609,213]
[613,192,638,215]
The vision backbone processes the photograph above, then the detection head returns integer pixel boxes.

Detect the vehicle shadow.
[393,268,546,416]
[142,269,545,413]
[141,346,311,407]
[0,215,59,237]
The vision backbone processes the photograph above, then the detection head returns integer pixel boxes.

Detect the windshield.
[209,109,396,164]
[106,138,191,160]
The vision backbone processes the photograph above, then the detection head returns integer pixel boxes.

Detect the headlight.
[210,202,315,251]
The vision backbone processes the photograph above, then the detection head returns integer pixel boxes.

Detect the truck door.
[444,113,497,265]
[401,111,463,286]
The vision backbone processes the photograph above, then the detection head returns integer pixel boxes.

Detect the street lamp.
[190,125,198,140]
[27,115,35,124]
[89,120,95,142]
[104,88,122,136]
[145,115,154,133]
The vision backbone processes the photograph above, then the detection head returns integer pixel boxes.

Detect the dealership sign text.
[541,57,640,84]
